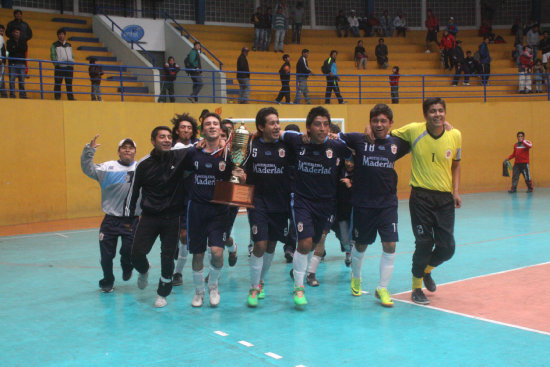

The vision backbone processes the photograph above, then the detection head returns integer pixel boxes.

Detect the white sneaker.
[425,49,431,53]
[191,290,205,307]
[209,285,220,307]
[154,295,167,308]
[137,271,149,289]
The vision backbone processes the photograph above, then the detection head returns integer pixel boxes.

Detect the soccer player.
[184,113,244,307]
[128,126,189,308]
[338,104,410,307]
[390,97,462,305]
[244,107,290,307]
[81,135,139,293]
[283,106,351,306]
[171,113,199,286]
[505,131,533,193]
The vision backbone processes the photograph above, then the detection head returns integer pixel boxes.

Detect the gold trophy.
[212,122,255,208]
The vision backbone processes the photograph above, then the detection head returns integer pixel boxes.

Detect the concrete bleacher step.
[78,46,109,52]
[86,55,118,62]
[118,86,149,94]
[69,36,100,43]
[107,75,138,81]
[51,17,88,25]
[62,27,93,33]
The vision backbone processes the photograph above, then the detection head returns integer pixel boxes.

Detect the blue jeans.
[9,63,26,98]
[274,29,285,51]
[254,28,263,50]
[237,77,250,103]
[294,76,310,104]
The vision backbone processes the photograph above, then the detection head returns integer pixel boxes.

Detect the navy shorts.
[352,206,398,245]
[187,201,230,254]
[291,194,335,244]
[248,205,289,243]
[227,206,239,235]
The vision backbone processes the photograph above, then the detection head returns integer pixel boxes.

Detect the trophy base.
[211,181,255,208]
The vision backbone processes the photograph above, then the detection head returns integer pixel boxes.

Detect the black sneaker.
[411,288,429,305]
[173,272,183,286]
[306,273,320,287]
[122,269,133,281]
[284,249,294,263]
[228,244,238,267]
[99,278,114,293]
[508,189,517,193]
[289,268,294,279]
[423,273,437,292]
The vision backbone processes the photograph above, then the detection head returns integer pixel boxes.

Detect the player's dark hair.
[13,9,22,16]
[221,118,234,128]
[517,131,525,137]
[0,25,4,30]
[220,124,230,138]
[370,104,393,121]
[330,124,341,134]
[171,113,198,142]
[151,126,172,140]
[285,124,300,132]
[199,109,210,121]
[256,107,279,130]
[201,112,222,129]
[306,106,331,127]
[422,97,446,115]
[57,27,66,35]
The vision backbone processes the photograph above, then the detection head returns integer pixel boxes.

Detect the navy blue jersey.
[339,132,409,208]
[283,132,351,201]
[244,138,290,213]
[184,147,233,204]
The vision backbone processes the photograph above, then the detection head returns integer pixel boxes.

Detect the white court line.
[265,352,283,360]
[0,229,97,240]
[214,331,228,336]
[296,365,307,367]
[393,261,550,337]
[55,233,68,238]
[238,341,254,347]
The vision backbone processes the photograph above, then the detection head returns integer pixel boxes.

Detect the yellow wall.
[0,99,547,226]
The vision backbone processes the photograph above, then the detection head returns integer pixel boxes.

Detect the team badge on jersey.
[219,161,226,171]
[391,144,397,155]
[297,222,304,232]
[252,225,258,235]
[278,148,286,158]
[326,148,333,159]
[124,174,131,183]
[445,149,452,159]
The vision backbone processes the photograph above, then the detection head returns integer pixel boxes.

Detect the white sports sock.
[226,239,237,253]
[260,252,274,282]
[174,243,188,274]
[292,252,308,287]
[250,254,263,287]
[307,255,322,274]
[192,269,204,292]
[351,246,365,279]
[378,251,395,289]
[207,246,212,263]
[208,264,222,288]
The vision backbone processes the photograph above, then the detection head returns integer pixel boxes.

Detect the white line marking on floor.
[214,330,228,336]
[0,229,97,240]
[360,290,369,294]
[55,233,68,238]
[265,352,282,359]
[238,340,254,347]
[296,365,307,367]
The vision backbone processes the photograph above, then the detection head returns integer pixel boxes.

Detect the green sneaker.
[247,287,260,307]
[351,277,362,297]
[258,281,265,299]
[375,287,394,307]
[293,286,308,306]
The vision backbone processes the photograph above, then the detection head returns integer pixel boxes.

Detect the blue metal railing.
[163,12,223,70]
[1,56,549,104]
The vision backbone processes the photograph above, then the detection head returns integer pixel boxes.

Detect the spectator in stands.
[440,30,456,70]
[446,17,458,37]
[518,46,533,94]
[295,48,312,104]
[380,10,394,37]
[375,38,389,69]
[348,10,360,37]
[452,40,468,86]
[479,20,495,42]
[479,36,491,85]
[275,0,290,43]
[6,9,31,77]
[251,7,264,51]
[532,59,545,93]
[88,57,103,101]
[526,25,540,59]
[335,10,349,38]
[369,12,382,37]
[237,47,250,104]
[0,24,6,98]
[464,50,479,80]
[158,56,180,103]
[291,2,304,44]
[354,40,367,69]
[187,41,203,103]
[323,50,344,104]
[539,32,550,69]
[273,6,287,53]
[389,65,399,104]
[275,54,291,104]
[425,9,439,53]
[50,28,75,101]
[6,27,26,98]
[359,12,370,37]
[262,7,273,51]
[393,14,407,37]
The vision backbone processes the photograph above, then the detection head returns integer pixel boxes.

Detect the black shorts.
[187,201,230,254]
[179,196,190,230]
[248,205,289,243]
[409,187,455,246]
[291,194,335,243]
[227,206,239,235]
[352,206,398,245]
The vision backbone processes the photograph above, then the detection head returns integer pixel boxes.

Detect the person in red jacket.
[425,9,439,53]
[439,30,456,70]
[505,131,533,193]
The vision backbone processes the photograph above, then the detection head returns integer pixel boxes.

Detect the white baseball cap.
[118,138,136,148]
